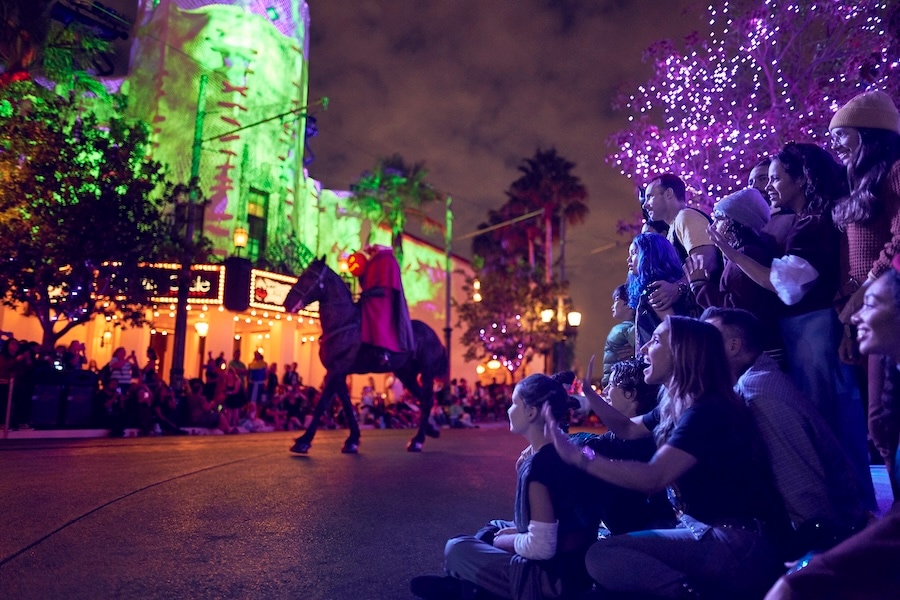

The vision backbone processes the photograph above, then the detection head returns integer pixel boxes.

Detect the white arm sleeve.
[770,254,819,306]
[513,520,558,560]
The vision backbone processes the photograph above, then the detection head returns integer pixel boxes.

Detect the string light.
[608,1,898,212]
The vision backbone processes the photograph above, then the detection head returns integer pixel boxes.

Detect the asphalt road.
[0,426,527,600]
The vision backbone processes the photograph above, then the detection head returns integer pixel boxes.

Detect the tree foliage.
[607,0,900,211]
[506,148,589,282]
[458,148,588,375]
[348,153,442,265]
[455,261,567,378]
[0,80,204,349]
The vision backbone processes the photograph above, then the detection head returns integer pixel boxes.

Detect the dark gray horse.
[283,257,447,453]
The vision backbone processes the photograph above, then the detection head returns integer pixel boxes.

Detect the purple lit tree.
[608,0,900,211]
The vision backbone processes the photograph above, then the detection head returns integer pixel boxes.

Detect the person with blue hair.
[626,233,696,349]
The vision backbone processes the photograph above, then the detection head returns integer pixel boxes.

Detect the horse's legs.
[334,380,361,453]
[290,375,339,453]
[399,371,439,452]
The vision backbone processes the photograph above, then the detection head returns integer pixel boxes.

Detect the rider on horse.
[349,245,415,367]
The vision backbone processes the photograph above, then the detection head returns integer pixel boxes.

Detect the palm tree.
[348,154,442,265]
[507,148,589,283]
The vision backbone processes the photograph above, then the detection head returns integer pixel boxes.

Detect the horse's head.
[283,257,329,313]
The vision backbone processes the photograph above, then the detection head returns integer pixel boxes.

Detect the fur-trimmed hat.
[829,90,900,134]
[714,188,770,234]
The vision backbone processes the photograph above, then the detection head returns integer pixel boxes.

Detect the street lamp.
[169,189,203,390]
[553,307,582,374]
[567,311,582,328]
[233,226,248,256]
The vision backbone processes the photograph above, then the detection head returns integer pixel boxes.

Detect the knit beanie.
[829,90,900,134]
[715,188,770,234]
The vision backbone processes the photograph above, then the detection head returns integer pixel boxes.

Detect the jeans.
[444,520,567,600]
[585,518,780,599]
[779,308,876,510]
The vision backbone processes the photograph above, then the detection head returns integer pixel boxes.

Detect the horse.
[282,257,448,453]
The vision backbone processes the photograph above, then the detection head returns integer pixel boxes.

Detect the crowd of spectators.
[0,337,519,438]
[413,90,900,599]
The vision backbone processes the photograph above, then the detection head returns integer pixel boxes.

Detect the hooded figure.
[355,245,415,356]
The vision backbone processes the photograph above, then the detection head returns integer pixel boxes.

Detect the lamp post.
[550,307,582,374]
[169,192,201,390]
[233,226,248,256]
[169,74,208,392]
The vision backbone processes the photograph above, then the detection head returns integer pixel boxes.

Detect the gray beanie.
[715,188,770,234]
[829,90,900,134]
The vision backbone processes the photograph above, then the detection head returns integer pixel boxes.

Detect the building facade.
[0,0,476,395]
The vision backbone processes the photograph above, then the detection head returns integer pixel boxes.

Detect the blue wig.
[626,233,684,308]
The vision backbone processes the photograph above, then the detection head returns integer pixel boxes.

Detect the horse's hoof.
[407,439,423,452]
[341,440,360,454]
[290,439,312,454]
[425,425,441,439]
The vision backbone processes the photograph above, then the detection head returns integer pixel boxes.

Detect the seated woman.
[410,373,601,600]
[686,187,785,358]
[572,357,674,536]
[627,233,696,349]
[546,316,786,599]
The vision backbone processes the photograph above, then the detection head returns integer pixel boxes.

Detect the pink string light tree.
[608,0,900,215]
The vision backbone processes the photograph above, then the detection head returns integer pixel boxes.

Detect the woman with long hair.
[547,316,785,598]
[627,233,694,349]
[828,91,900,498]
[572,357,673,536]
[411,373,601,600]
[708,142,875,509]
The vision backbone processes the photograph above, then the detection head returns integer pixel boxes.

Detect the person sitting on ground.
[572,357,674,536]
[702,307,870,558]
[602,284,636,385]
[765,264,900,599]
[411,373,602,600]
[153,384,187,435]
[546,316,786,599]
[185,378,231,434]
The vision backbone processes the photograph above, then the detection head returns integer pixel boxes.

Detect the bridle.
[291,261,328,308]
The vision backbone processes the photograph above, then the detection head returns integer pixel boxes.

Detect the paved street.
[0,427,524,600]
[2,427,894,599]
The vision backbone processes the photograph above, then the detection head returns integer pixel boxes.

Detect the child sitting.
[410,372,602,599]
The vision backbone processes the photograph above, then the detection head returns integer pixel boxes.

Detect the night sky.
[304,0,698,373]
